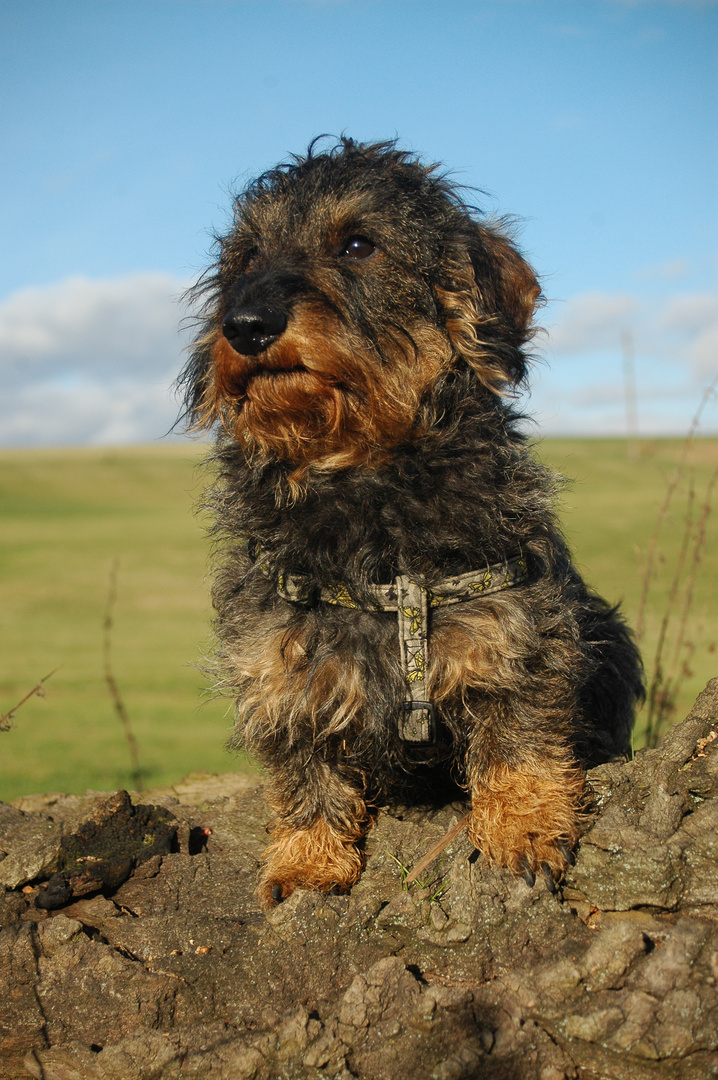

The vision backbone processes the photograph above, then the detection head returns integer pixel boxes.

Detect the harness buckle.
[399,700,436,743]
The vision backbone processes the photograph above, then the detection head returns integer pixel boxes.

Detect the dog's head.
[180,139,540,478]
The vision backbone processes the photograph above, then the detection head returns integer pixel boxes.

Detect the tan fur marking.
[436,283,507,393]
[224,618,370,748]
[467,757,585,876]
[212,333,251,400]
[429,600,540,703]
[258,812,366,909]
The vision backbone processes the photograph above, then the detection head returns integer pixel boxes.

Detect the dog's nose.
[222,305,288,356]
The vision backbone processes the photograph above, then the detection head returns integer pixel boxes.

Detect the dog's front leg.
[459,674,586,885]
[465,744,585,887]
[432,606,588,886]
[258,752,368,909]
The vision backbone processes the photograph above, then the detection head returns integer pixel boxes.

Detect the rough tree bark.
[1,679,717,1080]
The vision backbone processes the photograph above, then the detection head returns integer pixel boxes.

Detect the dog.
[180,138,644,907]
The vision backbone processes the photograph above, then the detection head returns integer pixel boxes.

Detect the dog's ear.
[436,220,541,390]
[469,222,541,347]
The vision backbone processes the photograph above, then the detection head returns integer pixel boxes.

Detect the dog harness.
[273,556,528,744]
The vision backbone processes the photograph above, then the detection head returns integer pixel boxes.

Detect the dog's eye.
[340,236,375,261]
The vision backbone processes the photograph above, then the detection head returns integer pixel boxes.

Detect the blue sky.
[1,0,716,443]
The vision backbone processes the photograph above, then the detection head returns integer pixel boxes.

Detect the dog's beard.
[211,305,453,481]
[243,367,366,466]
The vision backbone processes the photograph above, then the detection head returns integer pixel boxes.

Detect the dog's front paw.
[467,758,586,890]
[258,818,365,910]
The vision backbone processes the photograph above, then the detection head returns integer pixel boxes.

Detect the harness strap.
[271,556,528,744]
[396,575,434,741]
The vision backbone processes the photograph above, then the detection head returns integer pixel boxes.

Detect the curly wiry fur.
[180,138,644,906]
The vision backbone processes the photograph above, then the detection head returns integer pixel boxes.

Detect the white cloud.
[658,293,718,379]
[547,292,639,354]
[545,288,718,377]
[0,273,192,445]
[1,378,180,446]
[635,257,689,282]
[660,292,718,333]
[534,287,718,435]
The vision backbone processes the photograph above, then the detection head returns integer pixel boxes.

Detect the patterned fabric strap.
[277,556,528,610]
[395,575,433,742]
[274,556,528,745]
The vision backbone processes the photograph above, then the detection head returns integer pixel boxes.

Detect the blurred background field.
[1,437,717,801]
[0,442,252,800]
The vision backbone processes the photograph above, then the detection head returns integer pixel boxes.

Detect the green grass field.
[1,438,716,801]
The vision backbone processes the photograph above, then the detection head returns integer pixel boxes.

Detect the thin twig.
[0,666,62,731]
[644,478,695,747]
[405,812,471,884]
[103,558,144,791]
[635,376,718,643]
[658,467,718,742]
